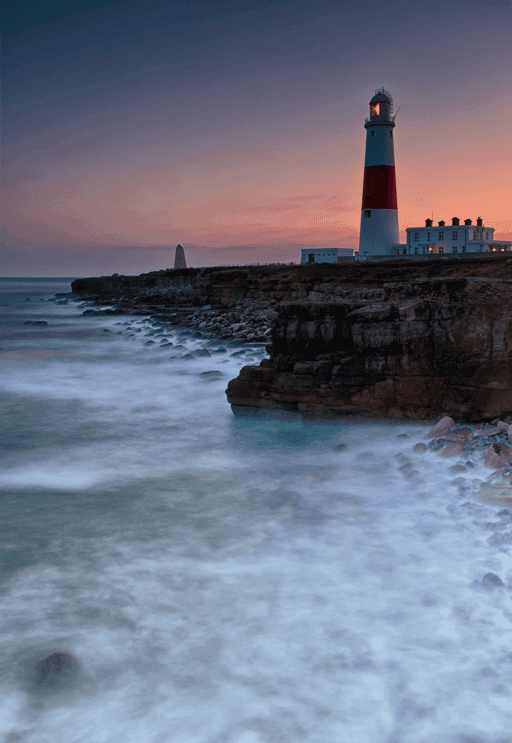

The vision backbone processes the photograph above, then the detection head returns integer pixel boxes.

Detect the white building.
[300,248,354,264]
[386,217,511,257]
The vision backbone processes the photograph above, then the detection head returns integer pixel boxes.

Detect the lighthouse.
[358,88,400,258]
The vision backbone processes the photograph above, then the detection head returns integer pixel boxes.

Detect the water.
[2,277,512,743]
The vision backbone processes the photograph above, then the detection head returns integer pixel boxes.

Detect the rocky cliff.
[226,274,512,423]
[72,254,512,422]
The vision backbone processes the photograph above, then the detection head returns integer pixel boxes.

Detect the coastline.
[66,290,512,504]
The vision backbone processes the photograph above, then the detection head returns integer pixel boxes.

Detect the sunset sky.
[2,0,511,277]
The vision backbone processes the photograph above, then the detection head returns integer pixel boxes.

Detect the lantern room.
[367,89,393,123]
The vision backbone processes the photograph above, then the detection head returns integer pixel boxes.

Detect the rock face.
[71,255,512,311]
[226,277,512,422]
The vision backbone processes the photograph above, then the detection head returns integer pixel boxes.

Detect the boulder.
[484,442,512,468]
[475,485,512,506]
[34,652,78,686]
[439,442,464,458]
[443,427,474,442]
[413,443,427,452]
[423,416,457,440]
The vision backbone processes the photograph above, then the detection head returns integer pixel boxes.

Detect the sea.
[1,276,512,743]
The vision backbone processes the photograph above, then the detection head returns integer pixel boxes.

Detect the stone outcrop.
[226,276,512,422]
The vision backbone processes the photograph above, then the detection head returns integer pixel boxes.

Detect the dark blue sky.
[3,0,510,275]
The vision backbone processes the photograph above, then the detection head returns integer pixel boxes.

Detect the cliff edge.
[226,274,512,422]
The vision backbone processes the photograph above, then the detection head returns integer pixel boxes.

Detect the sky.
[2,0,511,277]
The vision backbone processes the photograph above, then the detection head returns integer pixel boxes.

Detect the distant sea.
[1,277,512,743]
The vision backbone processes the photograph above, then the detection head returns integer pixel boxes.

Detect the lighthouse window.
[389,131,392,138]
[371,130,374,136]
[366,195,370,202]
[364,210,371,217]
[380,165,385,171]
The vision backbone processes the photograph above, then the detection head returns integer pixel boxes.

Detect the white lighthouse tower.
[358,88,400,258]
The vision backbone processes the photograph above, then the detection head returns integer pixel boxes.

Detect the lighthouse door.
[308,254,315,264]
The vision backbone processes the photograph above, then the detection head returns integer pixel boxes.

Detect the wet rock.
[427,439,445,452]
[488,467,508,479]
[24,320,48,326]
[484,442,512,468]
[192,349,211,357]
[439,442,464,458]
[34,652,78,686]
[333,442,347,451]
[474,421,509,437]
[396,433,409,439]
[413,443,427,453]
[443,427,474,442]
[423,416,457,440]
[449,464,467,473]
[144,340,156,346]
[200,370,224,377]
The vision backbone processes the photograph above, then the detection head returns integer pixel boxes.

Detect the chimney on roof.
[451,217,460,226]
[438,221,445,227]
[464,219,472,225]
[425,218,433,227]
[477,217,483,227]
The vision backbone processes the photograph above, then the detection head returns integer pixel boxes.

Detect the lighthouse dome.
[370,89,393,104]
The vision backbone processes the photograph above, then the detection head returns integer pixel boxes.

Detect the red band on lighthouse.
[361,165,397,210]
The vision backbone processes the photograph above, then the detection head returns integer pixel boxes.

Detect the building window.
[423,246,426,254]
[453,246,457,253]
[364,210,371,217]
[452,231,458,239]
[414,246,418,254]
[308,254,315,263]
[414,232,419,240]
[439,246,444,254]
[402,248,406,255]
[439,231,444,239]
[485,232,489,239]
[427,232,430,240]
[462,246,466,253]
[371,130,374,136]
